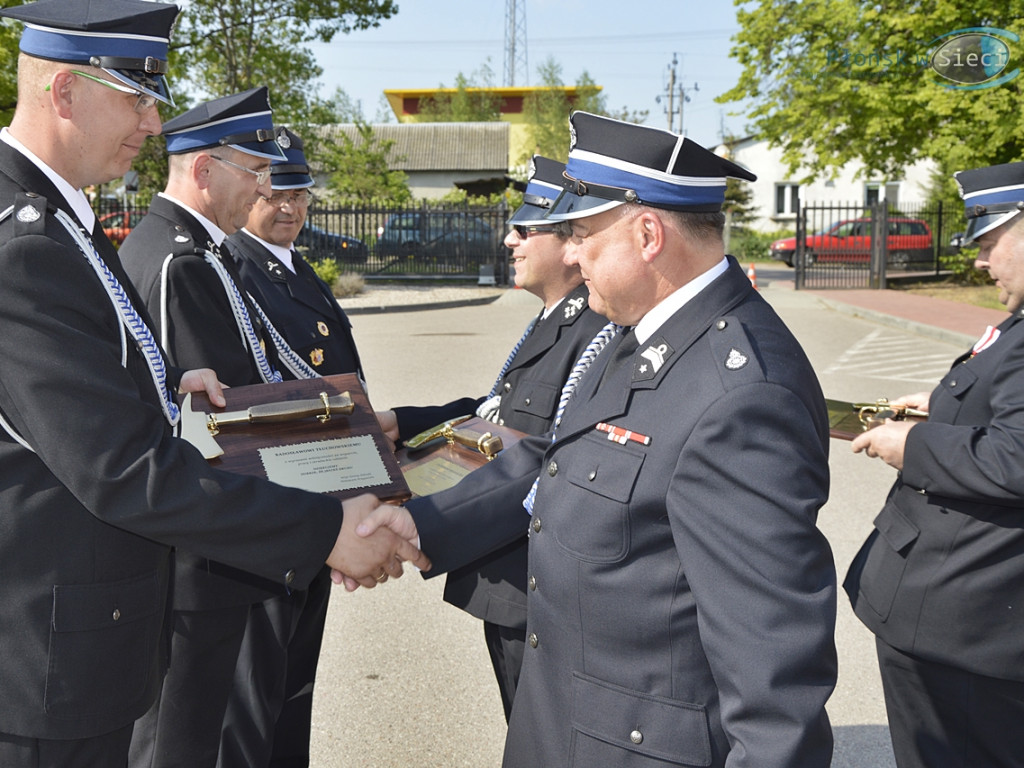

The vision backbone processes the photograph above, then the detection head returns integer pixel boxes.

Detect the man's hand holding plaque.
[850,391,930,471]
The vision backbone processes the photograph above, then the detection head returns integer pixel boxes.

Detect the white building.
[718,136,938,233]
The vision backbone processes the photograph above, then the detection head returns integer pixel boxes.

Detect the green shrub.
[727,228,793,262]
[308,257,341,287]
[940,245,989,285]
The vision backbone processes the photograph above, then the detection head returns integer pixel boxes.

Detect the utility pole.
[657,54,698,135]
[504,0,528,87]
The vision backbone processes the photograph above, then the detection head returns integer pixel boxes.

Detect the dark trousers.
[0,724,133,768]
[877,637,1024,768]
[218,567,331,768]
[484,621,526,723]
[129,604,250,768]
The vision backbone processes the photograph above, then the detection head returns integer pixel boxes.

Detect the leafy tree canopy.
[719,1,1024,188]
[173,0,397,123]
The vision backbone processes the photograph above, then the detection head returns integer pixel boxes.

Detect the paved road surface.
[308,284,966,767]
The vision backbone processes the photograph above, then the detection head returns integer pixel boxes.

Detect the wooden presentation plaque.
[184,373,410,503]
[397,417,527,498]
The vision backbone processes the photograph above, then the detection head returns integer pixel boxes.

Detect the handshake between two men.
[328,494,428,590]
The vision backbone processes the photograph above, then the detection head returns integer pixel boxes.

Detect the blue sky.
[307,0,749,149]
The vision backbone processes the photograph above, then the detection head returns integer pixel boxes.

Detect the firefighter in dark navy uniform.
[362,113,838,768]
[846,160,1024,768]
[119,92,420,768]
[220,126,364,768]
[0,2,426,767]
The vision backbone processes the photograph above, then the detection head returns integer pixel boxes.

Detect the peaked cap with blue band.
[270,127,314,190]
[954,161,1024,242]
[509,156,566,226]
[162,87,285,160]
[547,111,756,221]
[0,0,179,106]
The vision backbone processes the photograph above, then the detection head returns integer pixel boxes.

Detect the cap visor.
[271,174,315,190]
[508,201,554,227]
[965,209,1022,242]
[229,141,287,161]
[546,189,624,221]
[106,68,173,107]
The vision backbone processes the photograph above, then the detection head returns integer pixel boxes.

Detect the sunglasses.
[513,224,558,238]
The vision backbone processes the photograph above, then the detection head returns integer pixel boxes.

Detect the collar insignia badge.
[317,321,330,337]
[310,347,325,367]
[633,338,674,381]
[564,296,586,319]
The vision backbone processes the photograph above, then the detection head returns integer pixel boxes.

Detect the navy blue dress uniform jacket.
[120,196,287,609]
[395,282,608,629]
[406,259,837,767]
[227,229,362,379]
[846,311,1024,681]
[0,142,339,741]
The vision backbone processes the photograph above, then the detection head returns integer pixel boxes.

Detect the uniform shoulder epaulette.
[8,191,49,237]
[708,315,766,389]
[159,223,197,256]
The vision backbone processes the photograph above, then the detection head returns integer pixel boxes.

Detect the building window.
[775,183,799,216]
[865,182,901,208]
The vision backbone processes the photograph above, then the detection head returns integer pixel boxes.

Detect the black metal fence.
[793,201,963,289]
[94,197,514,283]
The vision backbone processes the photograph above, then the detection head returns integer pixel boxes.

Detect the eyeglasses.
[210,155,272,186]
[62,70,159,113]
[513,224,558,238]
[264,190,312,207]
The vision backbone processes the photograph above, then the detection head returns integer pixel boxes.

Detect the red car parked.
[99,210,146,247]
[769,217,933,269]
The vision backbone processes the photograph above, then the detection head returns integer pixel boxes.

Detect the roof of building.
[316,122,510,173]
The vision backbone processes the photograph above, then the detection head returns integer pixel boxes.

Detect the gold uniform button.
[284,569,296,585]
[503,382,512,393]
[528,576,536,591]
[528,633,538,648]
[547,461,558,477]
[531,517,542,533]
[112,608,121,622]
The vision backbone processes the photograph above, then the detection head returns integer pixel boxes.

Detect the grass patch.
[897,280,1003,311]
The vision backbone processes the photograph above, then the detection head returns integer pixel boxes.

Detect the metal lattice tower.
[504,0,528,87]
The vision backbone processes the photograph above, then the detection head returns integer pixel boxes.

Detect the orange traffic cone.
[747,263,758,290]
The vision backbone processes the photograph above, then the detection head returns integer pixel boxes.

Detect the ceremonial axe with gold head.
[179,391,353,459]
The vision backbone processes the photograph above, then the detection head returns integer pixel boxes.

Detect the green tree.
[521,57,648,164]
[719,1,1024,180]
[172,0,397,123]
[319,121,411,204]
[0,0,19,127]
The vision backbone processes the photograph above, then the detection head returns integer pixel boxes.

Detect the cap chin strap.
[89,54,166,74]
